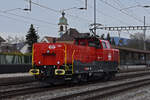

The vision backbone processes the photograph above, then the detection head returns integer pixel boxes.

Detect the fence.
[0,53,32,74]
[0,52,32,64]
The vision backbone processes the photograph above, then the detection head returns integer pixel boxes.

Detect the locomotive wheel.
[102,72,116,81]
[109,72,116,80]
[73,74,89,84]
[72,75,80,84]
[102,72,111,81]
[81,74,89,82]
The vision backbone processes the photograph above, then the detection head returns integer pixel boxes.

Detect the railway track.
[49,75,150,100]
[119,67,150,73]
[1,70,150,100]
[0,82,68,99]
[0,76,35,86]
[0,68,149,87]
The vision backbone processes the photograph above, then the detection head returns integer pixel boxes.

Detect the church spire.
[58,11,68,37]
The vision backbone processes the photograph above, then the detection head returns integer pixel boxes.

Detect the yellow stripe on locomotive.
[55,69,65,75]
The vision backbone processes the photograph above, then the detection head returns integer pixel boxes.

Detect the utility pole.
[118,30,121,46]
[79,0,87,10]
[29,0,32,11]
[94,0,96,35]
[143,16,146,50]
[24,0,32,11]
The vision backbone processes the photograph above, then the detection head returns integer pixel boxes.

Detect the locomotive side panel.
[72,39,119,74]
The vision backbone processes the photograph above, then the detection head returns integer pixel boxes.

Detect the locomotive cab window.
[102,42,107,49]
[80,41,86,46]
[75,39,87,46]
[75,40,79,45]
[88,40,101,48]
[106,41,111,49]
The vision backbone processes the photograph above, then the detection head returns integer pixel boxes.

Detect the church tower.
[58,11,68,37]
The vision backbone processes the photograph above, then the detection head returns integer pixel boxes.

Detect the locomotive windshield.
[102,41,111,49]
[88,40,101,48]
[75,39,87,46]
[74,37,101,48]
[102,41,107,48]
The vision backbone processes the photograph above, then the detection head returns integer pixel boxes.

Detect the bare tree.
[130,32,144,41]
[127,32,145,50]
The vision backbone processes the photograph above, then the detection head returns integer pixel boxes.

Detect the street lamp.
[24,0,32,11]
[62,0,87,11]
[120,5,150,11]
[4,0,32,12]
[79,0,87,10]
[3,8,31,13]
[143,5,150,8]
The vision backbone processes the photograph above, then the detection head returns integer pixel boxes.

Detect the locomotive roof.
[75,35,100,41]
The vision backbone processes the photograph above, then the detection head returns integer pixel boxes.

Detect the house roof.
[41,36,57,43]
[0,36,5,42]
[45,36,55,42]
[41,28,91,43]
[57,28,90,41]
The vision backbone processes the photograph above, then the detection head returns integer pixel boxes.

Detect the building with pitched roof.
[0,36,5,44]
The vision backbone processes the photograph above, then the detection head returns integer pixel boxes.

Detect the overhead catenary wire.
[113,0,123,8]
[0,10,57,26]
[110,0,150,37]
[0,13,31,24]
[24,0,60,13]
[115,0,125,8]
[77,0,129,25]
[0,13,60,38]
[76,0,129,37]
[0,13,40,27]
[96,0,128,25]
[99,0,143,23]
[134,0,150,25]
[0,13,57,31]
[24,0,93,23]
[113,0,142,23]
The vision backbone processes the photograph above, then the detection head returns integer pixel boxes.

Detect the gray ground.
[103,84,150,100]
[4,75,150,100]
[4,84,150,100]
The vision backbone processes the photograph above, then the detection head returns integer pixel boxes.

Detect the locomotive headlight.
[38,61,41,64]
[57,61,60,65]
[47,50,50,53]
[49,45,56,49]
[44,66,47,68]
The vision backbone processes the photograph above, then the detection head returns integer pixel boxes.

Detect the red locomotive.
[30,35,119,83]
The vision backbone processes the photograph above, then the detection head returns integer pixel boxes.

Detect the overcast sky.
[0,0,150,39]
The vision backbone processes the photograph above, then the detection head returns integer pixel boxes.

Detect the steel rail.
[49,75,150,100]
[1,70,150,99]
